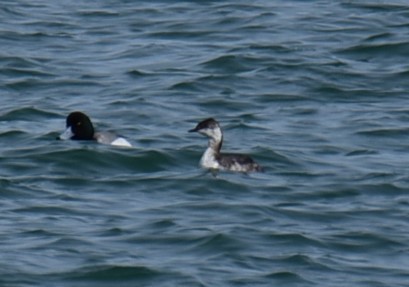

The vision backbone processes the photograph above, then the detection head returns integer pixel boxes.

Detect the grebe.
[189,118,262,173]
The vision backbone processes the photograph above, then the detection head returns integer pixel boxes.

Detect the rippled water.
[1,1,409,286]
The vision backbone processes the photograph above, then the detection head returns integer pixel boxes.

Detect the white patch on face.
[198,128,212,137]
[198,127,222,142]
[110,137,132,147]
[59,126,74,140]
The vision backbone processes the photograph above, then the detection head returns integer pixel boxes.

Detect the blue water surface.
[1,1,409,286]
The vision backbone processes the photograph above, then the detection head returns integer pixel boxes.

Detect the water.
[1,1,409,286]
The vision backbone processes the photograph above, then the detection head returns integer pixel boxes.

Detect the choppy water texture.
[1,1,409,286]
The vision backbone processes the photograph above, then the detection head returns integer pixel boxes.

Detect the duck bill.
[188,127,198,133]
[58,126,74,140]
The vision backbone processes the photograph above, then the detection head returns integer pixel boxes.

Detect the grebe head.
[189,118,222,141]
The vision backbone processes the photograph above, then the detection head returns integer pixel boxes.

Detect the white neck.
[200,146,219,169]
[205,127,223,152]
[198,127,221,169]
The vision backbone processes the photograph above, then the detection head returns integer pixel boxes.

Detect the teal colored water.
[1,1,409,286]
